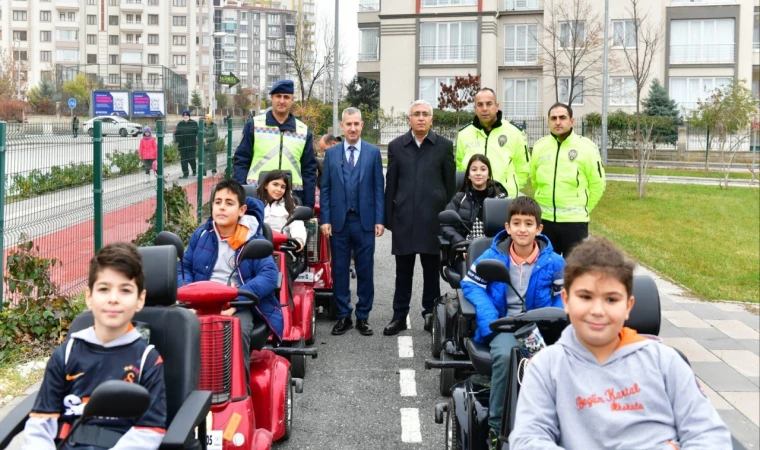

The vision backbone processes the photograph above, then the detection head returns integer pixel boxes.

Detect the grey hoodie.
[509,326,732,450]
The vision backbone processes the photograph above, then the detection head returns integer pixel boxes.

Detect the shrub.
[133,182,199,247]
[0,100,28,122]
[106,150,141,175]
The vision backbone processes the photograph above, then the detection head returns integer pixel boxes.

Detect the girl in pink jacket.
[138,126,157,183]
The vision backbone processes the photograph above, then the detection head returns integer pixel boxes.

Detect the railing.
[502,101,543,118]
[358,0,380,12]
[504,48,539,65]
[358,50,379,61]
[669,44,735,64]
[419,45,477,64]
[754,42,760,51]
[670,0,736,4]
[503,0,542,11]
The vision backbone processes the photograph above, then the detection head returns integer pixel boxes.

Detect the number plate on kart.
[207,430,223,450]
[296,271,314,282]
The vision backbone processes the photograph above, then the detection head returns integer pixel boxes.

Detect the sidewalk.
[606,173,759,188]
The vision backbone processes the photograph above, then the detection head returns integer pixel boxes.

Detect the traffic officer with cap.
[531,102,606,256]
[233,79,318,209]
[456,87,530,197]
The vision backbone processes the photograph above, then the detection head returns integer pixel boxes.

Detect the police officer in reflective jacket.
[233,80,318,209]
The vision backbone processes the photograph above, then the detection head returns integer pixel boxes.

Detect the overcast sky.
[315,0,359,83]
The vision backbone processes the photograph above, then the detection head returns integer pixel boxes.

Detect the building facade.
[357,0,759,118]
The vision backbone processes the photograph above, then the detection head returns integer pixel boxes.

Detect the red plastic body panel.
[249,350,290,441]
[270,250,304,344]
[178,282,238,315]
[292,284,315,343]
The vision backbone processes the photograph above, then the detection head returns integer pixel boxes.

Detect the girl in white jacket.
[257,170,307,251]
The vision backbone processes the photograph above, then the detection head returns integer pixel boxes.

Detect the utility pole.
[208,0,214,118]
[15,40,21,100]
[600,0,610,165]
[332,0,339,133]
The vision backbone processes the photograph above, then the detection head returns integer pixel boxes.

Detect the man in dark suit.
[384,100,456,336]
[320,107,385,336]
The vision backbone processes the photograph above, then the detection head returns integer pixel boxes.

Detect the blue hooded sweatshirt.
[180,196,283,341]
[461,230,564,344]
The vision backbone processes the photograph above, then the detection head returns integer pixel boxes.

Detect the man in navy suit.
[320,107,385,336]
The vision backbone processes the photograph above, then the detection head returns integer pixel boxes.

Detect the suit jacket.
[385,130,456,255]
[320,141,385,233]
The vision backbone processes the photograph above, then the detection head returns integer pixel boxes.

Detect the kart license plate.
[296,271,314,282]
[207,430,223,450]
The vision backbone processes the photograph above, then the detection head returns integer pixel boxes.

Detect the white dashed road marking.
[399,369,417,397]
[406,315,411,330]
[400,408,423,443]
[398,336,414,358]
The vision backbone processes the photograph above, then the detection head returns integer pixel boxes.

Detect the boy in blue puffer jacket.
[181,179,281,385]
[461,196,564,441]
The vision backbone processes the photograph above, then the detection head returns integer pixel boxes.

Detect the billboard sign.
[132,91,166,117]
[92,91,130,117]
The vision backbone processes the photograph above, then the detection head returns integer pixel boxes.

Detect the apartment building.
[357,0,759,119]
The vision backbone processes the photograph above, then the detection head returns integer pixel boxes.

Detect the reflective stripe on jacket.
[247,115,308,189]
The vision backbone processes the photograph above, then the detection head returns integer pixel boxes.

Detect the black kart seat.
[250,321,270,351]
[625,275,661,335]
[261,223,274,243]
[455,171,465,193]
[459,237,494,318]
[482,198,512,237]
[243,184,258,199]
[465,339,492,377]
[444,267,461,289]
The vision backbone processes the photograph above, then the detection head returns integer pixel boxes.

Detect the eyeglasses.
[410,112,432,118]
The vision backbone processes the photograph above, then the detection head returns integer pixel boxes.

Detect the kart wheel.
[445,398,461,450]
[290,338,307,379]
[439,353,456,397]
[282,371,293,441]
[431,309,443,358]
[119,128,127,137]
[305,303,316,345]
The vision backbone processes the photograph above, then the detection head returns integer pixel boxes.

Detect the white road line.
[399,369,417,397]
[398,336,414,358]
[400,408,423,443]
[406,315,411,330]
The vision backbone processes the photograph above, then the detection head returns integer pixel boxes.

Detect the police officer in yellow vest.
[233,80,318,209]
[531,102,606,256]
[456,88,530,197]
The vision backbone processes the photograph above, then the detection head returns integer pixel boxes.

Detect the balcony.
[56,0,80,9]
[358,0,380,12]
[502,101,542,118]
[420,45,477,64]
[121,0,144,11]
[222,23,237,33]
[56,17,80,27]
[503,0,542,12]
[358,49,379,61]
[121,20,144,31]
[670,44,734,64]
[670,0,736,4]
[503,48,539,66]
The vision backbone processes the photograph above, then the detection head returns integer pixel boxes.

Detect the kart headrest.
[243,184,258,199]
[482,198,511,237]
[455,171,465,192]
[137,245,178,306]
[466,237,494,269]
[261,222,274,243]
[625,275,661,336]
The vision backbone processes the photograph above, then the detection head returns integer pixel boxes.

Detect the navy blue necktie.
[348,146,356,170]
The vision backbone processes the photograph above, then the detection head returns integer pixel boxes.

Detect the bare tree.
[620,0,662,199]
[0,50,29,100]
[532,0,607,107]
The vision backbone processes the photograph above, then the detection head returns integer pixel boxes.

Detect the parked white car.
[82,116,143,137]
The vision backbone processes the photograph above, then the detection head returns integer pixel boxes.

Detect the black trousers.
[541,220,589,256]
[180,148,197,176]
[392,253,440,321]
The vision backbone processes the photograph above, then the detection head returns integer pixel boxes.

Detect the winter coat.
[204,122,218,149]
[385,130,456,255]
[461,231,564,344]
[175,119,199,153]
[264,199,307,246]
[180,196,283,341]
[139,137,158,160]
[440,181,508,246]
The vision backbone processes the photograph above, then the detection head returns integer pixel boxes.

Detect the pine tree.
[190,89,203,108]
[642,78,682,148]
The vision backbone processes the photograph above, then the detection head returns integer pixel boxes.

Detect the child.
[509,237,731,449]
[22,242,167,450]
[181,179,281,385]
[257,170,307,252]
[461,196,564,441]
[138,126,157,183]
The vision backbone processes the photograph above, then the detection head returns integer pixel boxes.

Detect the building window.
[122,52,142,64]
[13,31,27,41]
[558,77,584,105]
[13,51,27,61]
[503,78,540,117]
[172,0,186,6]
[40,11,51,22]
[56,30,78,41]
[87,14,96,25]
[358,0,381,12]
[13,11,27,21]
[40,31,52,42]
[268,14,280,25]
[504,24,538,65]
[148,54,158,64]
[609,76,636,106]
[669,77,732,113]
[504,0,540,11]
[40,51,52,62]
[172,16,186,26]
[125,34,134,44]
[149,14,158,25]
[109,0,119,5]
[559,21,585,48]
[670,19,735,64]
[148,0,158,5]
[56,49,79,62]
[202,54,209,65]
[87,34,97,44]
[421,0,476,5]
[268,26,281,38]
[172,55,186,66]
[419,77,455,108]
[754,13,759,50]
[109,15,119,25]
[419,21,478,63]
[612,20,636,48]
[108,74,120,85]
[148,73,159,85]
[88,0,96,4]
[87,54,97,64]
[109,54,119,64]
[109,35,119,45]
[41,71,53,80]
[241,62,248,72]
[173,35,186,46]
[148,34,159,44]
[358,28,379,61]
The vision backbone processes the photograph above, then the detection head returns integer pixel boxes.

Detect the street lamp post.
[14,39,21,100]
[600,0,610,165]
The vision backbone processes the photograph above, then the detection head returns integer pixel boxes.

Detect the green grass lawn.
[590,182,760,302]
[605,167,753,180]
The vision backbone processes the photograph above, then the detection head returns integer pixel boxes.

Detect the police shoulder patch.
[509,120,526,132]
[458,122,473,133]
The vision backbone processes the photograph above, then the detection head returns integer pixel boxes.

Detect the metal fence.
[0,117,246,308]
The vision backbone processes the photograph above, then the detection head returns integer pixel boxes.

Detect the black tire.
[439,353,456,397]
[119,128,127,137]
[290,338,306,379]
[281,371,293,441]
[88,128,94,137]
[431,309,442,358]
[445,398,460,450]
[305,303,316,345]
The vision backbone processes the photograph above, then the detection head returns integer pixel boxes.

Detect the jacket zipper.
[597,161,603,178]
[483,132,490,157]
[278,131,284,169]
[551,138,561,221]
